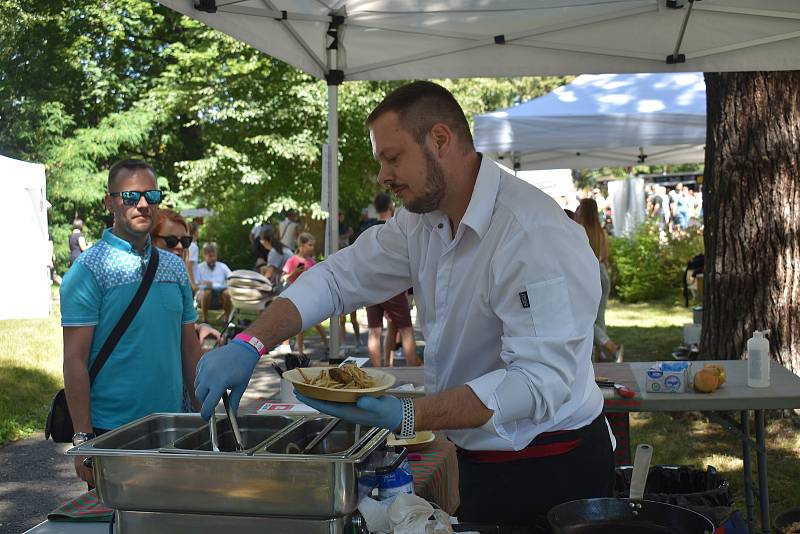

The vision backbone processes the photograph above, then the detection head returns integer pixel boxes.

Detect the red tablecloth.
[408,432,460,515]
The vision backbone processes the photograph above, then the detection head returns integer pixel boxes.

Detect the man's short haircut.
[365,81,474,148]
[108,159,156,190]
[374,192,392,213]
[203,243,217,255]
[72,218,84,231]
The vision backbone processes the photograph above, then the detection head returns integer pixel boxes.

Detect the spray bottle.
[746,330,770,388]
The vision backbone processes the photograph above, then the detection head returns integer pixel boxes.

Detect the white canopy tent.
[158,0,800,353]
[496,164,578,209]
[0,155,51,320]
[474,72,707,170]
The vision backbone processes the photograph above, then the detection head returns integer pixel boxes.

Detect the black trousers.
[457,414,615,533]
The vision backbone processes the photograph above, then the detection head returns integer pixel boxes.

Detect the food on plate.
[693,368,721,393]
[703,363,727,384]
[301,364,376,389]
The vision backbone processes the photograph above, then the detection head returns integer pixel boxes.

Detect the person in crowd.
[351,207,377,245]
[675,185,693,230]
[278,209,300,253]
[186,221,200,291]
[251,220,274,264]
[338,308,363,352]
[61,159,201,487]
[668,182,683,233]
[194,82,613,530]
[68,218,90,267]
[255,228,291,289]
[364,193,420,367]
[254,228,294,355]
[250,220,272,244]
[196,243,233,323]
[338,211,353,249]
[47,232,62,285]
[151,209,221,347]
[575,198,623,363]
[336,222,363,351]
[281,233,329,357]
[649,185,667,233]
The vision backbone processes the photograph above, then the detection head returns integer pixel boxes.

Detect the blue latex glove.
[295,392,403,431]
[194,340,260,420]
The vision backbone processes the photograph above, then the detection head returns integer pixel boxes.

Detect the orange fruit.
[694,369,720,393]
[704,364,727,385]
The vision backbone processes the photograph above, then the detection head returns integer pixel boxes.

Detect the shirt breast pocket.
[527,278,575,338]
[157,282,183,314]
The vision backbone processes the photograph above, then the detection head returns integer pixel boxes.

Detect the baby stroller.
[221,269,275,343]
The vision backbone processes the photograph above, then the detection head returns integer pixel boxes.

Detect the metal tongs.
[222,391,245,452]
[208,392,245,452]
[209,410,220,452]
[301,417,340,454]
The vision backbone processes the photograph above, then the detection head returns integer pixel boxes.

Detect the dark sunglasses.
[157,235,192,248]
[109,190,163,206]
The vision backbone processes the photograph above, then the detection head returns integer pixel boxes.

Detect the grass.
[1,296,798,527]
[0,298,64,444]
[604,298,800,528]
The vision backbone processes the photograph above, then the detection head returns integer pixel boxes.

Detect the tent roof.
[474,72,707,170]
[160,0,800,81]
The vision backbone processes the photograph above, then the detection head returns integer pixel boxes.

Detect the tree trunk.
[702,71,800,376]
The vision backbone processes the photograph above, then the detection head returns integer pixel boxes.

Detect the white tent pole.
[326,82,341,360]
[325,10,344,360]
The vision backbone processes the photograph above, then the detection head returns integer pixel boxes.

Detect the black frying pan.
[548,497,715,534]
[548,444,715,534]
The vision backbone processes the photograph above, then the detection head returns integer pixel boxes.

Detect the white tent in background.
[0,155,51,320]
[497,164,577,209]
[158,0,800,355]
[474,72,707,171]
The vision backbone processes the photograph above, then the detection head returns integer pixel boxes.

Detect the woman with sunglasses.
[151,210,221,348]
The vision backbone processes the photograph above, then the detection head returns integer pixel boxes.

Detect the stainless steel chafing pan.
[259,416,377,457]
[67,413,401,517]
[115,509,368,534]
[84,413,205,450]
[169,414,300,454]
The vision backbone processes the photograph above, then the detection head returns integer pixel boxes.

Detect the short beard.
[404,145,446,214]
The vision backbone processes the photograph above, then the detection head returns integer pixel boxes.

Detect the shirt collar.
[459,154,501,240]
[102,228,153,258]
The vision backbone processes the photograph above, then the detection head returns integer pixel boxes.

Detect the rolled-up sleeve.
[281,213,414,331]
[466,218,600,447]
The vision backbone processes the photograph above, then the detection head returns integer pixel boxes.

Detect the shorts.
[199,288,226,308]
[366,292,412,329]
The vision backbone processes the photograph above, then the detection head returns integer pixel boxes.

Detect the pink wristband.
[233,333,268,357]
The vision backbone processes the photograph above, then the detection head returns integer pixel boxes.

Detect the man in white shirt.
[196,243,232,323]
[194,82,613,529]
[278,210,299,253]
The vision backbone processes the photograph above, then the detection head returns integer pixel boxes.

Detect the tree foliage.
[609,222,704,302]
[1,0,571,269]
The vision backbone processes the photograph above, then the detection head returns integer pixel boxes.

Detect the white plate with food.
[283,365,396,403]
[387,430,436,448]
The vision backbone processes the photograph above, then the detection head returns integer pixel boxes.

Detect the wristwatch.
[72,432,96,446]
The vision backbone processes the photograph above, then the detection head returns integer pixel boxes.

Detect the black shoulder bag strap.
[88,249,159,384]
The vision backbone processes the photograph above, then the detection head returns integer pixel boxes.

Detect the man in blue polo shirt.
[60,159,201,486]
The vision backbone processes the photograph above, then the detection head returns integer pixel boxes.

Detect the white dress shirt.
[282,157,606,451]
[197,261,231,290]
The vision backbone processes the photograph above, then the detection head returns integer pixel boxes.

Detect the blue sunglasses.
[109,190,163,206]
